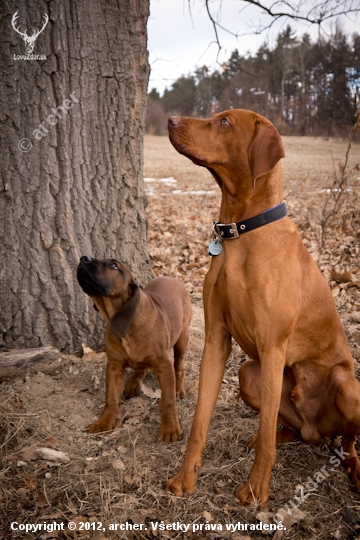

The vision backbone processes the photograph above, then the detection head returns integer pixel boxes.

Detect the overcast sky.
[147,0,360,95]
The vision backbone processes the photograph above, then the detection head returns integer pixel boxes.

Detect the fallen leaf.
[331,268,352,283]
[112,459,125,470]
[348,312,360,324]
[40,512,62,520]
[40,532,61,539]
[20,445,39,462]
[45,437,59,449]
[22,475,37,490]
[331,286,340,297]
[16,488,30,496]
[92,375,101,390]
[81,343,98,362]
[35,491,48,506]
[273,508,306,540]
[126,416,141,425]
[125,474,133,484]
[141,383,161,399]
[82,343,93,355]
[257,511,275,535]
[68,516,88,537]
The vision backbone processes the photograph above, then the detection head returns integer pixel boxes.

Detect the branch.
[205,0,360,58]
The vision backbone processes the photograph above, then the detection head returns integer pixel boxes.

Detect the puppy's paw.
[176,388,186,400]
[159,422,183,443]
[123,376,142,399]
[86,416,116,434]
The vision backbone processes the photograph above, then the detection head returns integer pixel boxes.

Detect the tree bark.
[0,0,152,353]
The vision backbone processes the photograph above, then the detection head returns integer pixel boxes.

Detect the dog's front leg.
[166,332,232,495]
[237,351,285,508]
[156,358,183,443]
[87,356,125,434]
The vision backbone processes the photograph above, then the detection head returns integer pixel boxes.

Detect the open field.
[0,135,359,539]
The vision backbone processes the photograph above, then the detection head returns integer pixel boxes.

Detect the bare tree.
[204,0,360,59]
[1,1,152,353]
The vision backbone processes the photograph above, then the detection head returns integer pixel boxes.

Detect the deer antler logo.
[11,11,49,54]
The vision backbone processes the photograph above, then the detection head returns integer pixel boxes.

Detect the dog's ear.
[248,119,285,185]
[110,284,140,338]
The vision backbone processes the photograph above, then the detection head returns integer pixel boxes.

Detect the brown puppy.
[77,256,191,442]
[166,109,360,506]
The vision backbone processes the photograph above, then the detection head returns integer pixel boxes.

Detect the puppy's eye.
[109,262,118,270]
[221,118,229,126]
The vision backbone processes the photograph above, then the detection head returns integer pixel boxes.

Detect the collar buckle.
[229,223,239,238]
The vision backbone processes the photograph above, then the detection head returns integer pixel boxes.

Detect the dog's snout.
[80,255,92,263]
[168,116,181,128]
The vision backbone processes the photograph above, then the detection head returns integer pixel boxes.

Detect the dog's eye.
[221,118,229,126]
[109,262,118,270]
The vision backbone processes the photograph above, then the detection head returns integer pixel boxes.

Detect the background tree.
[162,75,197,115]
[149,27,359,137]
[0,0,151,353]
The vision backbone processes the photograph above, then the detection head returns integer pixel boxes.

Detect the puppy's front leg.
[87,353,125,434]
[155,358,182,443]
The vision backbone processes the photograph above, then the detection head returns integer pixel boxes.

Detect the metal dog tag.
[208,240,223,256]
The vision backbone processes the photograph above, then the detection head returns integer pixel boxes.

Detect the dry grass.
[0,135,359,539]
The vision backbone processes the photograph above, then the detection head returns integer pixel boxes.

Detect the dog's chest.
[119,335,160,370]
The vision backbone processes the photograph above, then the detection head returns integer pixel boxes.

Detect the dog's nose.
[80,255,92,263]
[168,116,181,128]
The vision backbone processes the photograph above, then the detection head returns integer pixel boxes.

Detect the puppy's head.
[77,256,140,337]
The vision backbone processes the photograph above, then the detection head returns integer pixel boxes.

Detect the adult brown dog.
[166,109,360,506]
[77,256,191,442]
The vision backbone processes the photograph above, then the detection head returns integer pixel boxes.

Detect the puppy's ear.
[110,284,140,338]
[248,119,285,186]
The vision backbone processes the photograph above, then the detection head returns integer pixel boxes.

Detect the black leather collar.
[213,201,287,240]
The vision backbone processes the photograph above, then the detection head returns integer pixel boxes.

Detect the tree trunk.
[0,0,151,353]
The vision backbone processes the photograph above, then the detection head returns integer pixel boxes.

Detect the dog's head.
[168,109,285,188]
[77,256,140,338]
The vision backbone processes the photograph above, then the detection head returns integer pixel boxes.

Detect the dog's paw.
[123,376,142,399]
[247,433,258,449]
[345,457,360,491]
[158,423,183,443]
[86,417,116,434]
[176,388,186,400]
[236,479,269,508]
[166,470,197,496]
